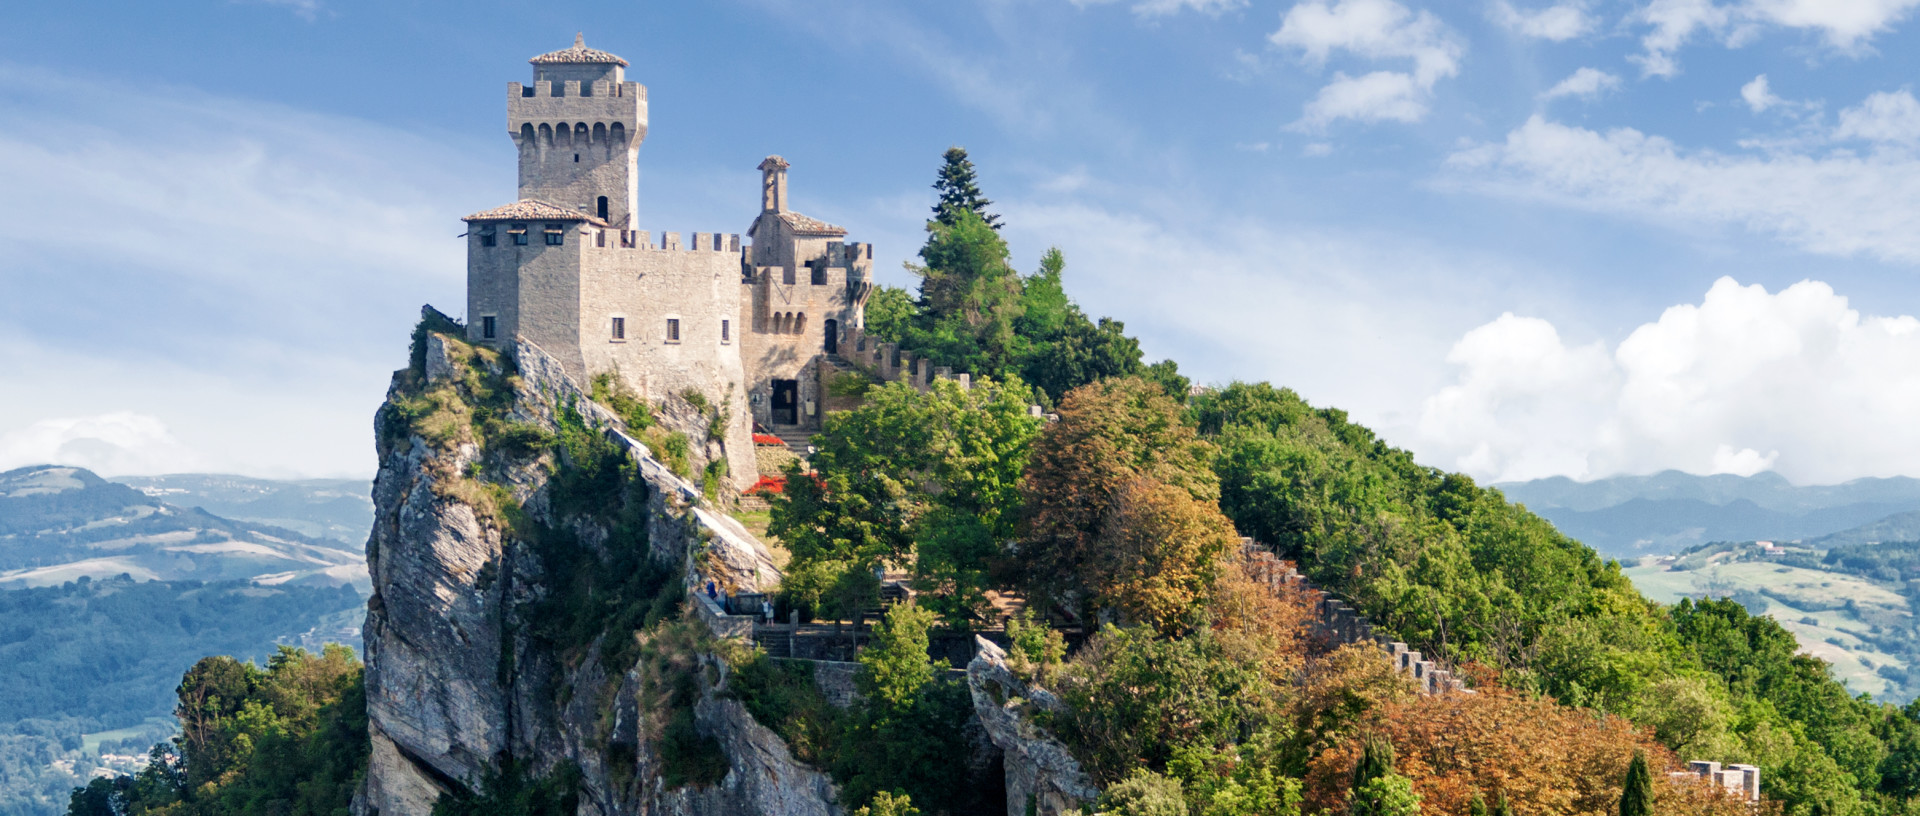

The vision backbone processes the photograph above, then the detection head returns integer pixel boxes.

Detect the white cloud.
[1272,0,1464,127]
[1417,277,1920,484]
[1741,74,1782,111]
[1491,1,1596,40]
[1834,89,1920,144]
[1074,0,1247,16]
[1301,71,1429,124]
[1540,67,1621,101]
[1630,0,1920,77]
[0,413,206,477]
[1447,114,1920,263]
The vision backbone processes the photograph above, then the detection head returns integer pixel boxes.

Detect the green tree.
[771,377,1041,621]
[1099,770,1191,816]
[863,285,918,344]
[1353,735,1396,793]
[931,146,1001,230]
[1619,751,1653,816]
[854,790,922,816]
[835,603,975,810]
[1350,775,1421,816]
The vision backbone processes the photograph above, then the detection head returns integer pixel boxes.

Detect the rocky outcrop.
[966,638,1098,816]
[358,327,829,816]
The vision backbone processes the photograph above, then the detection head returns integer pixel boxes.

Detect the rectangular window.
[510,223,528,245]
[811,262,828,286]
[595,230,605,248]
[479,226,496,247]
[611,317,626,340]
[666,318,681,343]
[544,227,564,246]
[782,267,796,285]
[481,315,497,339]
[721,319,731,344]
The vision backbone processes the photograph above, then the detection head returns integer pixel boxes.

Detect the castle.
[461,36,873,489]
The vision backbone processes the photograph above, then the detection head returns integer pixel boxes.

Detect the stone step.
[756,630,792,658]
[768,425,814,455]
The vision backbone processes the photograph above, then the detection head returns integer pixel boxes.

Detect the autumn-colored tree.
[1303,687,1716,816]
[1091,477,1240,633]
[1019,377,1220,619]
[1286,644,1419,770]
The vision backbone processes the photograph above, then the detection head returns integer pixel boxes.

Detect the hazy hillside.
[114,473,372,544]
[1498,470,1920,556]
[0,465,366,591]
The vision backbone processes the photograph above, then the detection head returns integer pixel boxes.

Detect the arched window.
[597,196,609,220]
[795,313,807,334]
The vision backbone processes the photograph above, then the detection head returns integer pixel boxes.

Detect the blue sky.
[5,0,1920,484]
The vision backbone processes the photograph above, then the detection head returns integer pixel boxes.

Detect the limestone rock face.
[967,638,1099,816]
[357,333,826,816]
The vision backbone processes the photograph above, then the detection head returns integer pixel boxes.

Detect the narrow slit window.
[611,317,626,340]
[481,316,497,340]
[597,196,609,220]
[721,319,731,343]
[595,230,605,248]
[666,318,681,342]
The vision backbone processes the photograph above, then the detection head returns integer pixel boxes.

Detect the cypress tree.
[931,147,1002,230]
[1494,791,1513,816]
[1353,734,1396,791]
[1620,751,1653,816]
[1469,793,1490,816]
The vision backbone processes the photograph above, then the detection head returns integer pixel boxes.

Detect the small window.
[544,227,564,246]
[510,223,528,245]
[595,230,605,248]
[479,226,496,247]
[811,262,827,286]
[721,319,731,344]
[597,196,609,220]
[573,153,580,163]
[611,317,626,340]
[782,267,796,286]
[481,315,497,339]
[666,318,681,343]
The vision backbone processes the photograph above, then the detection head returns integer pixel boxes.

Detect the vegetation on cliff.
[68,646,367,816]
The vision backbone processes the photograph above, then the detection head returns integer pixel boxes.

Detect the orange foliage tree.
[1017,377,1221,621]
[1303,688,1754,816]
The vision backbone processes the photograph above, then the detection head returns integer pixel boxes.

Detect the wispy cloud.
[1540,67,1621,101]
[1630,0,1920,78]
[1071,0,1248,18]
[1490,0,1596,41]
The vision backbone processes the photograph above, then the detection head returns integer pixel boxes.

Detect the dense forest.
[86,149,1920,816]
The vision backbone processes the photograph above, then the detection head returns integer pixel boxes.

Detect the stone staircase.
[767,425,815,455]
[756,627,793,658]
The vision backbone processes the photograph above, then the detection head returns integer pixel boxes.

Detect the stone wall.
[967,638,1100,816]
[1241,541,1469,695]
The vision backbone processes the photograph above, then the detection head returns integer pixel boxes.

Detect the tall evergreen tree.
[1619,751,1653,816]
[931,147,1001,230]
[1493,791,1514,816]
[1354,734,1397,792]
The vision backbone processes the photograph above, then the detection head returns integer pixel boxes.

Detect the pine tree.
[1619,751,1653,816]
[931,147,1001,230]
[1493,791,1513,816]
[1469,793,1490,816]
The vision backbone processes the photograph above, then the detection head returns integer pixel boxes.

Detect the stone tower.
[460,36,875,492]
[511,34,646,228]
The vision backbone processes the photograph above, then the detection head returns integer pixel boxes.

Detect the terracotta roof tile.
[530,34,629,67]
[462,199,609,226]
[778,211,847,236]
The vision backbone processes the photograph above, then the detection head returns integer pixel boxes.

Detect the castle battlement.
[511,80,647,101]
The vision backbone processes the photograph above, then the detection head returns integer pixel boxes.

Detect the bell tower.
[508,34,648,227]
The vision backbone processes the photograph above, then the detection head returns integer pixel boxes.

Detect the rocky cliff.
[356,317,833,816]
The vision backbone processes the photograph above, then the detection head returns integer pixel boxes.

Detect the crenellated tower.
[508,34,647,227]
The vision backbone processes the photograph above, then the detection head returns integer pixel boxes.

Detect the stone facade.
[462,36,873,490]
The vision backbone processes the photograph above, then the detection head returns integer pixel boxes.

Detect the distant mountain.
[113,473,372,544]
[0,465,367,590]
[1813,511,1920,548]
[1496,470,1920,557]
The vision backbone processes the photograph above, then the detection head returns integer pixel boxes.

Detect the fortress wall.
[1241,541,1469,695]
[739,241,871,430]
[576,230,757,489]
[508,81,645,227]
[467,225,584,374]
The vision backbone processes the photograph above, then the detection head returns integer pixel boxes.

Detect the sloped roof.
[461,199,608,226]
[749,210,848,238]
[531,34,629,66]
